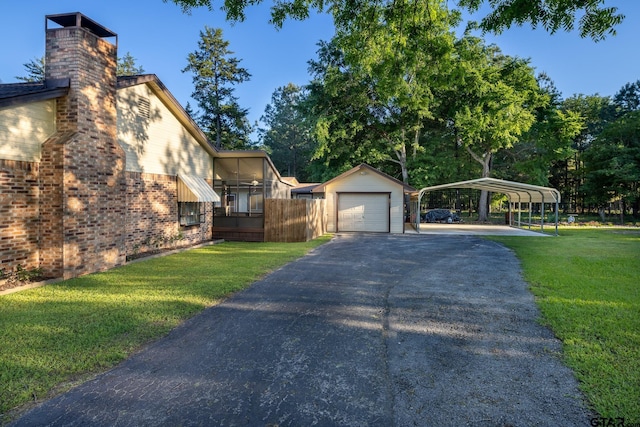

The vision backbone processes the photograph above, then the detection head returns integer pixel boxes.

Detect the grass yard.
[490,228,640,423]
[0,236,331,421]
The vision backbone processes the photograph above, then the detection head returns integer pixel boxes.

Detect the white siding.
[325,171,405,233]
[117,85,212,179]
[0,100,55,162]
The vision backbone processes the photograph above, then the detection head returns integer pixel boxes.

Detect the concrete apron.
[405,223,549,236]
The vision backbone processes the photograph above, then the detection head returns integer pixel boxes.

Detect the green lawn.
[0,237,331,420]
[490,228,640,423]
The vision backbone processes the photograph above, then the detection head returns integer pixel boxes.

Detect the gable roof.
[0,78,70,109]
[312,163,416,193]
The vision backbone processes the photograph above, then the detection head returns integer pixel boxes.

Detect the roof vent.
[138,96,150,119]
[46,12,117,44]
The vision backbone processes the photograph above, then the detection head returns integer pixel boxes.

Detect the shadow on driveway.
[11,234,592,426]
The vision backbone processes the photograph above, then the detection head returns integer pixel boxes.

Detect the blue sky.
[1,0,638,133]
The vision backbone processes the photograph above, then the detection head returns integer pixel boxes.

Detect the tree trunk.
[389,136,409,184]
[400,147,409,185]
[215,114,222,150]
[466,147,493,222]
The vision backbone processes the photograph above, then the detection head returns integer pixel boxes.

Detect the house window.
[179,202,204,226]
[249,192,263,212]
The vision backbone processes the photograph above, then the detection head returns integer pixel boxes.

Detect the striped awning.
[177,175,220,202]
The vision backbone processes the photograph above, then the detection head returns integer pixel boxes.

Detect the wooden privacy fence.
[264,199,327,242]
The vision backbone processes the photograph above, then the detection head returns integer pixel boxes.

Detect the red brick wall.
[126,172,179,256]
[0,160,40,275]
[126,172,214,258]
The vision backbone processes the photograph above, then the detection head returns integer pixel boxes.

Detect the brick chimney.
[40,13,126,279]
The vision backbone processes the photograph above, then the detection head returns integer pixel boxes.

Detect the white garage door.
[337,193,389,232]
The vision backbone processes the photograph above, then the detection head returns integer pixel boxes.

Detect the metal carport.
[411,178,561,236]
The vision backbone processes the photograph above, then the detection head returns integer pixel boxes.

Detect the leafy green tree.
[494,73,583,189]
[583,111,640,220]
[560,94,615,211]
[165,0,624,40]
[458,0,625,41]
[305,41,392,181]
[183,26,252,150]
[577,81,640,219]
[258,83,315,181]
[613,80,640,115]
[437,33,544,221]
[306,0,458,184]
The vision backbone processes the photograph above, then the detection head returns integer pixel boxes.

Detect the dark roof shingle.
[0,78,70,108]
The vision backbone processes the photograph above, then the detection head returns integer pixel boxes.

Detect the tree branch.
[465,145,484,165]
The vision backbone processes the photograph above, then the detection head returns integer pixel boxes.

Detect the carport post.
[555,199,559,236]
[539,192,546,234]
[524,191,534,230]
[416,191,424,233]
[517,195,522,228]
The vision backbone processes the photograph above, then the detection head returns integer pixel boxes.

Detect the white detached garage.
[313,164,415,234]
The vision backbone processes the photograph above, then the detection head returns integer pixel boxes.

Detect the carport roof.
[413,177,560,204]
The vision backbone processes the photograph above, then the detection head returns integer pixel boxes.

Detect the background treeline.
[254,3,638,222]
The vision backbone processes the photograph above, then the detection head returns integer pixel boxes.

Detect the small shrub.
[15,265,44,282]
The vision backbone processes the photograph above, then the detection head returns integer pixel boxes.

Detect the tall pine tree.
[183,27,252,150]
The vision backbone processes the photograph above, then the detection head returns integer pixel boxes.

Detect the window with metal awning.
[177,175,220,226]
[177,175,220,203]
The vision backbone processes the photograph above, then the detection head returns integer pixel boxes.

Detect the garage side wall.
[324,172,405,234]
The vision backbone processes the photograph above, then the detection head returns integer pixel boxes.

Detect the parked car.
[422,209,462,223]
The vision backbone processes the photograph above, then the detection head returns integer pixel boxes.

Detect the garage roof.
[313,164,415,193]
[413,177,561,204]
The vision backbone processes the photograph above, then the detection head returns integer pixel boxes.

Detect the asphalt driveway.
[12,234,592,426]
